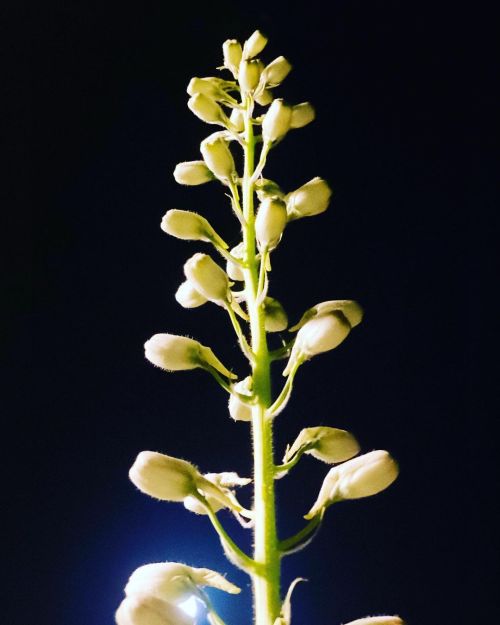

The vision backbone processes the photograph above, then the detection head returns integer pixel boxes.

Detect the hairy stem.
[242,95,281,625]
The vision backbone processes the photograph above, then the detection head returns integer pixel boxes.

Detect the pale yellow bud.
[290,102,315,129]
[173,160,213,185]
[255,178,285,201]
[289,299,363,332]
[305,450,399,518]
[200,135,235,181]
[184,253,230,305]
[284,427,360,464]
[161,210,226,247]
[262,99,293,143]
[262,56,292,87]
[144,334,203,371]
[175,280,207,308]
[242,30,268,59]
[239,59,264,93]
[222,39,243,77]
[125,562,240,604]
[286,177,332,219]
[255,197,287,250]
[226,242,245,281]
[228,376,253,422]
[283,312,352,376]
[144,333,235,377]
[263,297,288,332]
[229,108,245,132]
[115,593,192,625]
[129,451,199,502]
[255,88,274,106]
[344,617,404,625]
[188,93,226,125]
[187,77,226,100]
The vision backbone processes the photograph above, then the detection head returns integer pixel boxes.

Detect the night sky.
[5,2,497,625]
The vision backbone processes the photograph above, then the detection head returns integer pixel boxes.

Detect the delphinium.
[115,30,403,625]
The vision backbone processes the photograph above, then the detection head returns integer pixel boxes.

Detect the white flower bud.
[239,59,264,93]
[262,99,293,143]
[184,253,230,305]
[255,197,287,250]
[290,102,315,129]
[305,450,399,518]
[161,210,226,248]
[229,108,245,132]
[173,160,213,186]
[263,297,288,332]
[283,312,352,375]
[289,299,363,332]
[255,89,274,106]
[125,562,240,604]
[226,243,245,281]
[188,93,226,125]
[222,39,243,77]
[115,593,192,625]
[242,30,268,59]
[228,376,253,422]
[144,333,235,378]
[344,617,404,625]
[129,451,199,502]
[187,77,226,100]
[284,427,360,465]
[200,135,235,181]
[286,177,332,219]
[262,56,292,87]
[175,280,207,308]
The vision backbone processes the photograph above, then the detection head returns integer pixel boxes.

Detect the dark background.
[4,2,497,625]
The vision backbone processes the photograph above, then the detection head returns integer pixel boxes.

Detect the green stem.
[242,95,281,625]
[278,515,323,555]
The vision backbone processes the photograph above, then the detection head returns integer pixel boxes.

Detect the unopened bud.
[255,197,287,250]
[229,108,245,132]
[290,102,315,129]
[344,618,404,625]
[242,30,268,59]
[223,39,243,77]
[263,297,288,332]
[144,333,235,378]
[289,300,363,332]
[286,177,332,219]
[173,160,213,185]
[129,451,199,502]
[255,89,274,106]
[226,242,245,281]
[188,93,226,125]
[161,210,226,248]
[184,253,230,305]
[200,135,235,181]
[262,99,292,143]
[305,450,399,518]
[175,280,207,308]
[187,77,226,100]
[255,178,285,201]
[125,562,240,604]
[284,427,360,465]
[115,593,192,625]
[239,59,264,93]
[262,56,292,87]
[283,312,351,376]
[228,377,253,422]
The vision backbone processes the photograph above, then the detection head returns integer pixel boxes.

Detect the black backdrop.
[5,2,497,625]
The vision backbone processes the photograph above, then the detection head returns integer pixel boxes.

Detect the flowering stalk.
[117,30,403,625]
